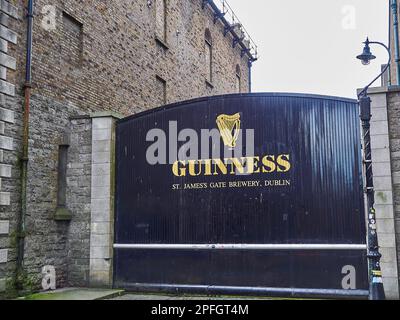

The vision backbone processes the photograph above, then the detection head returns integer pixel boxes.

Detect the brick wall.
[0,0,254,292]
[13,0,250,114]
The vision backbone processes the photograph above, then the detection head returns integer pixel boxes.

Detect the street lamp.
[356,37,391,300]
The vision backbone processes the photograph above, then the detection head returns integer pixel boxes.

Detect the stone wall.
[22,94,87,289]
[66,116,92,287]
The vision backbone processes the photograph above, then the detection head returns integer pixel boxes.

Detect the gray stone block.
[90,258,111,272]
[375,204,395,219]
[371,107,388,122]
[89,270,112,288]
[378,233,396,248]
[0,134,13,150]
[90,234,111,248]
[371,149,391,162]
[0,150,3,162]
[0,220,8,234]
[91,163,111,177]
[0,248,7,263]
[380,247,398,263]
[91,209,111,223]
[90,246,111,259]
[0,121,4,134]
[0,38,6,52]
[0,25,17,44]
[92,140,111,153]
[91,186,111,200]
[0,0,19,19]
[374,176,393,192]
[370,121,389,136]
[0,79,14,96]
[0,107,14,123]
[0,66,5,79]
[91,174,110,187]
[92,128,112,141]
[371,135,390,150]
[91,222,111,235]
[372,162,392,177]
[0,52,17,70]
[370,92,387,109]
[381,262,399,278]
[375,191,393,205]
[0,191,10,205]
[92,152,111,164]
[376,218,395,234]
[92,118,112,130]
[0,12,9,27]
[0,163,11,177]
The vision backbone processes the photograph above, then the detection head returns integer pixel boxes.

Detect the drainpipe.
[248,59,252,93]
[16,0,34,286]
[388,1,392,86]
[391,0,400,85]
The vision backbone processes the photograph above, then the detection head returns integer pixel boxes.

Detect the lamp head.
[357,38,376,65]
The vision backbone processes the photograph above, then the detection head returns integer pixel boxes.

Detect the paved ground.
[17,288,275,300]
[18,288,124,300]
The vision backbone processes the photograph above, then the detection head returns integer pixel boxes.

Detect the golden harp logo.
[216,113,241,148]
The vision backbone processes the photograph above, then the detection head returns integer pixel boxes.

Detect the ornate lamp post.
[356,37,391,300]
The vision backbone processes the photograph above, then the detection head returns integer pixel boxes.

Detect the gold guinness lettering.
[172,154,291,177]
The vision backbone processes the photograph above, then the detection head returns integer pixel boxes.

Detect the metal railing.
[205,0,258,61]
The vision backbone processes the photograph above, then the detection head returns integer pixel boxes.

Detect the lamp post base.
[370,282,386,300]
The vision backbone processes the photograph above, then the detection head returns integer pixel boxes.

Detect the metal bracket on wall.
[214,11,226,24]
[202,0,211,9]
[233,36,245,49]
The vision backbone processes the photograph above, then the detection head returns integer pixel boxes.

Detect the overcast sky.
[225,0,388,98]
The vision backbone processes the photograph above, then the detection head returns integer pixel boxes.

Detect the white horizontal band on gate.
[113,244,367,250]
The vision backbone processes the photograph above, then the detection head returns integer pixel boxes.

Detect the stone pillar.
[89,112,121,288]
[366,87,400,299]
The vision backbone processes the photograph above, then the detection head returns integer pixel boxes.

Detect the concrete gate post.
[89,112,122,288]
[364,87,400,299]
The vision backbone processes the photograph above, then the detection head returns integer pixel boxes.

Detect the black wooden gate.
[114,93,368,298]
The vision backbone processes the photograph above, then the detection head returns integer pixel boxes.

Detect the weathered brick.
[0,0,255,292]
[0,0,19,19]
[0,52,15,70]
[0,66,5,80]
[0,79,13,96]
[0,25,16,44]
[0,38,6,52]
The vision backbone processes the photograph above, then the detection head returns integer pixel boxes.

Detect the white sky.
[226,0,388,98]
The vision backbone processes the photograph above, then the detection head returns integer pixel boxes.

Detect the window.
[61,12,83,66]
[156,0,167,41]
[235,65,241,93]
[205,29,213,84]
[156,76,167,105]
[54,143,72,221]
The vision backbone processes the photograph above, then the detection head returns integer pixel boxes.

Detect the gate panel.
[114,93,368,296]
